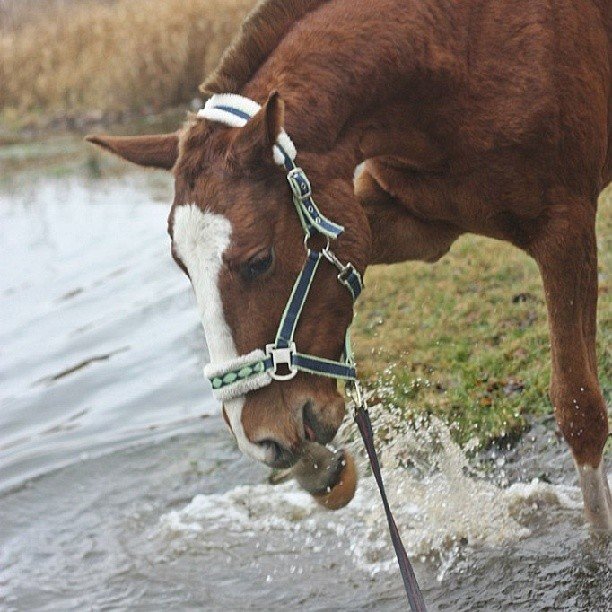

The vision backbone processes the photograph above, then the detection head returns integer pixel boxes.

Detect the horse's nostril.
[302,400,319,442]
[255,439,297,469]
[302,401,338,445]
[302,401,318,442]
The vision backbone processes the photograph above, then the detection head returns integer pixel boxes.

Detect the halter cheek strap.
[199,94,363,401]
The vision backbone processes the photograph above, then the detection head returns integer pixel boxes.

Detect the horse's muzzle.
[292,443,346,493]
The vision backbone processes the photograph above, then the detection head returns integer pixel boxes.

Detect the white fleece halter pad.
[203,349,273,401]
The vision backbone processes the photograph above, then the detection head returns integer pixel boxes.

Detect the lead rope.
[348,382,427,611]
[345,334,426,611]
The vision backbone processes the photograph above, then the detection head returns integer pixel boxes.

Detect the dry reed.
[0,0,256,116]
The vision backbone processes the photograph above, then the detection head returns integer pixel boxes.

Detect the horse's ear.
[231,91,285,166]
[263,91,285,147]
[85,133,179,170]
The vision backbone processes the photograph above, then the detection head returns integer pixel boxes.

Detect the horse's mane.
[201,0,331,96]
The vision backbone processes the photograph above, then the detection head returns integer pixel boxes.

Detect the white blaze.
[171,204,268,462]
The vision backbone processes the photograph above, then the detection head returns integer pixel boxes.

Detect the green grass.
[352,190,611,448]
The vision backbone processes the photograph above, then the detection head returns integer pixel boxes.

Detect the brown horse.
[88,0,612,529]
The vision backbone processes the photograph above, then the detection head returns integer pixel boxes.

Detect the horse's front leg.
[529,200,611,530]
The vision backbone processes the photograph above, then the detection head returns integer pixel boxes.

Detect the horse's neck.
[238,0,458,170]
[242,73,365,173]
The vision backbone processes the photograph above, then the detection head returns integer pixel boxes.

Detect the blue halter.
[199,96,363,399]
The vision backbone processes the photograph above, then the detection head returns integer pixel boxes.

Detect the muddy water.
[0,144,610,611]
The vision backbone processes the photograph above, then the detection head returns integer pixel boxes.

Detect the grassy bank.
[352,190,611,448]
[0,0,255,124]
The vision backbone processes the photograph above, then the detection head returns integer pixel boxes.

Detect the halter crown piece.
[198,94,363,401]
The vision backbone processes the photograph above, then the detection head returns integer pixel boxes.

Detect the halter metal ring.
[322,245,344,271]
[266,343,298,380]
[338,261,357,283]
[303,234,330,253]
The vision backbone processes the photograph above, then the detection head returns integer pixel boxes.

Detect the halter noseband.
[198,94,363,401]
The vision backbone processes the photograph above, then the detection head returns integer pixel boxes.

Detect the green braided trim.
[210,360,267,390]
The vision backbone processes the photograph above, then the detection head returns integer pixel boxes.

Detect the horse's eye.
[240,249,274,281]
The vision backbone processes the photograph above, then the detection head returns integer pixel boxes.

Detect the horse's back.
[460,0,608,174]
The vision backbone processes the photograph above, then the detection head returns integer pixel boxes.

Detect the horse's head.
[87,93,370,505]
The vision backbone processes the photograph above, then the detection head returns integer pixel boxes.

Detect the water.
[0,143,610,610]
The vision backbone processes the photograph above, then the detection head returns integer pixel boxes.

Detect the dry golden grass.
[0,0,256,116]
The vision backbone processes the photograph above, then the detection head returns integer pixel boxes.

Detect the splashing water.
[159,412,589,582]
